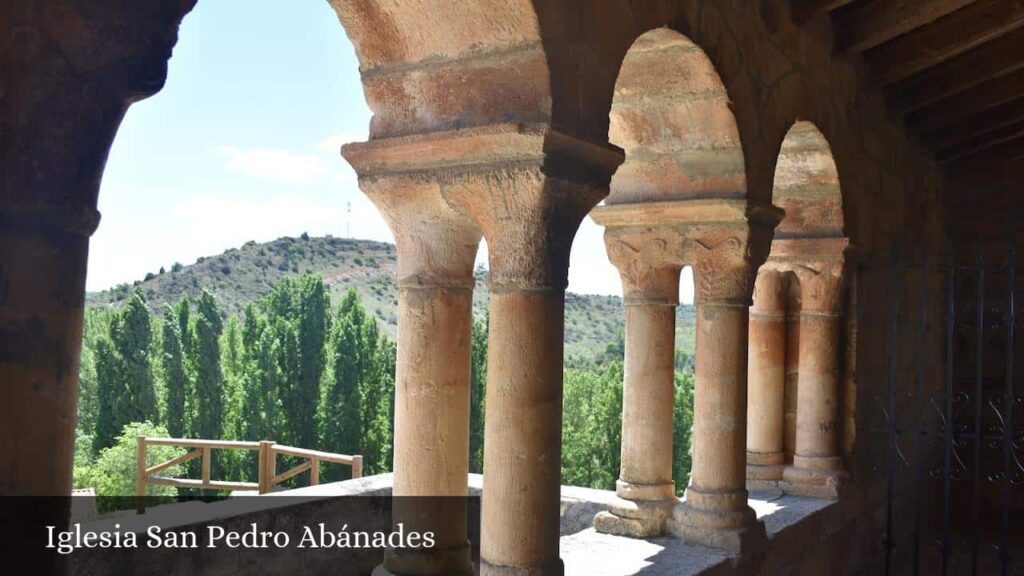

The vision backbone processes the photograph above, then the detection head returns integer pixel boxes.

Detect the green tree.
[469,318,488,473]
[92,337,125,453]
[192,291,224,442]
[320,293,363,478]
[673,370,695,492]
[561,362,623,490]
[295,275,329,449]
[113,287,158,424]
[161,306,188,437]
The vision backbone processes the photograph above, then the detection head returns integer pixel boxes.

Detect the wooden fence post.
[352,455,363,479]
[136,436,147,514]
[258,441,273,494]
[201,446,211,489]
[311,459,320,486]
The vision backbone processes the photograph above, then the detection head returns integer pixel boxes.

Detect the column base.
[745,451,784,491]
[594,495,677,538]
[375,542,474,576]
[666,488,766,554]
[480,558,563,576]
[780,456,849,499]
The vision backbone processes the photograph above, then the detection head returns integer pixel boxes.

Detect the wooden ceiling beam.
[836,0,979,54]
[865,0,1024,86]
[936,119,1024,162]
[905,67,1024,132]
[925,96,1024,149]
[944,136,1024,170]
[884,27,1024,112]
[791,0,858,24]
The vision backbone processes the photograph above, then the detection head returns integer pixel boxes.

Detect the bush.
[171,262,184,273]
[75,422,185,511]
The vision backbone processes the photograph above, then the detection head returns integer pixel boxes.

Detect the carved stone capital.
[603,228,685,304]
[356,176,481,290]
[793,261,846,315]
[344,125,624,291]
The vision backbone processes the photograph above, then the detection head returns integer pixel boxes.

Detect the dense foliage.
[75,275,695,505]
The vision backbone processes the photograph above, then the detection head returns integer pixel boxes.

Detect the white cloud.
[218,146,330,185]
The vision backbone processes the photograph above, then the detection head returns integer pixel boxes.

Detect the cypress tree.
[320,291,363,479]
[161,306,187,437]
[192,291,224,442]
[115,287,158,424]
[296,275,329,449]
[92,336,125,453]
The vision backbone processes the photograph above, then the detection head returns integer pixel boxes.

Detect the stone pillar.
[782,260,849,498]
[442,127,623,576]
[0,203,98,576]
[668,233,767,553]
[0,206,98,497]
[746,270,787,488]
[593,230,683,537]
[342,149,482,576]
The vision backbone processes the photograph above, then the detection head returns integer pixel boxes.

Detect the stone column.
[342,149,482,576]
[0,202,98,576]
[746,270,787,488]
[0,205,98,497]
[782,260,849,497]
[668,233,767,553]
[593,230,683,537]
[443,127,623,576]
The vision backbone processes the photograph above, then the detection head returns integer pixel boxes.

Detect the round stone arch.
[327,0,556,139]
[606,27,747,206]
[771,121,845,240]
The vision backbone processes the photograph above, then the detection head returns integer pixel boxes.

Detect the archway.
[591,27,776,551]
[746,120,850,498]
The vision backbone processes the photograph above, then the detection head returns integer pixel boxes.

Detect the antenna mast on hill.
[346,202,352,238]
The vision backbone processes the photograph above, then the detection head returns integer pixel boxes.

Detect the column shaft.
[384,284,474,575]
[0,224,91,496]
[792,313,841,462]
[691,302,750,493]
[782,261,848,497]
[746,271,787,484]
[481,289,565,574]
[619,302,677,492]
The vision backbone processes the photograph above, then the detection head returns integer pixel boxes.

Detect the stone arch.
[771,121,845,240]
[326,0,553,139]
[605,28,746,205]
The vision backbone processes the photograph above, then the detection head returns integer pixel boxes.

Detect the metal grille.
[874,245,1024,575]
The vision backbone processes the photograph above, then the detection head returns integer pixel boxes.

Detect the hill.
[87,236,696,359]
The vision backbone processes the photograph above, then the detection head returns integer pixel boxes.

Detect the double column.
[593,229,684,537]
[781,257,849,497]
[347,125,623,576]
[343,146,482,576]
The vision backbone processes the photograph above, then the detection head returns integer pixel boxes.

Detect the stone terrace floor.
[290,474,836,576]
[85,474,836,576]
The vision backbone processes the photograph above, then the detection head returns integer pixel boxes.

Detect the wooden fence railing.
[135,437,363,513]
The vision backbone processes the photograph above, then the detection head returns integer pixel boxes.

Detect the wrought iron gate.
[874,245,1024,576]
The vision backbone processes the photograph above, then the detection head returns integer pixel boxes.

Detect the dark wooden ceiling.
[792,0,1024,174]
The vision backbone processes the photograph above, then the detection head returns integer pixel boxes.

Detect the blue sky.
[91,0,694,302]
